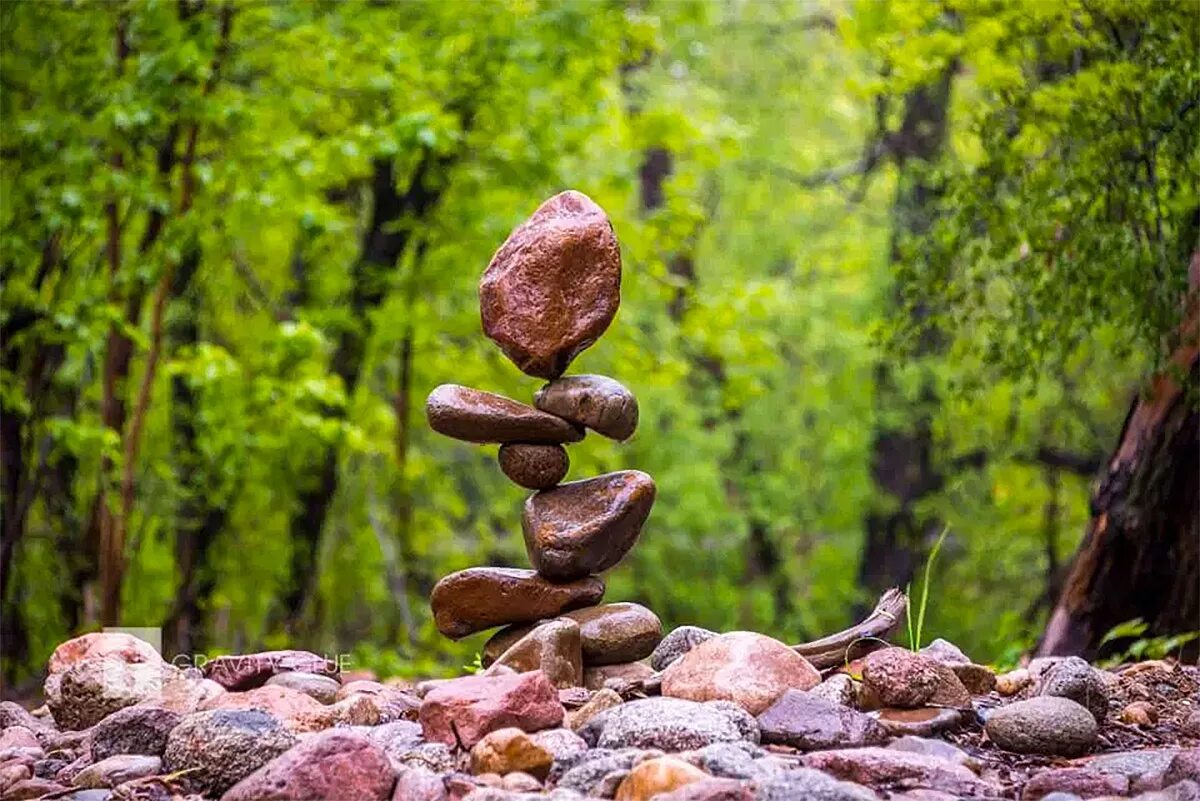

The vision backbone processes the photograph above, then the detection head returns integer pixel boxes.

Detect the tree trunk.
[281,153,452,636]
[1037,263,1199,658]
[856,71,954,612]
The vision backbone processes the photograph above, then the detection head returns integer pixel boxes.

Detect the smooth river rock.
[757,690,888,750]
[430,567,605,639]
[419,670,564,749]
[426,384,583,445]
[201,649,338,691]
[534,375,639,441]
[483,603,662,668]
[490,619,584,689]
[522,471,656,581]
[662,632,821,716]
[480,190,622,379]
[985,696,1098,757]
[498,443,570,489]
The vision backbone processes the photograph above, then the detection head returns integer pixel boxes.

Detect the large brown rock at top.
[523,471,655,581]
[534,375,639,441]
[419,670,564,749]
[202,649,338,691]
[661,632,821,716]
[426,384,583,445]
[480,190,622,379]
[430,567,605,639]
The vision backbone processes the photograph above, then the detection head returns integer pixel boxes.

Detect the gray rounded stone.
[1038,656,1110,723]
[985,696,1097,757]
[650,626,717,672]
[754,768,879,801]
[578,696,758,752]
[162,709,295,796]
[90,706,181,760]
[264,671,341,704]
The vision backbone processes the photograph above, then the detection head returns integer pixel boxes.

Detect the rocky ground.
[1,630,1197,801]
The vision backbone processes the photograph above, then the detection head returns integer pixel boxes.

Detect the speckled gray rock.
[383,740,459,774]
[809,674,857,707]
[758,690,888,750]
[985,697,1097,757]
[48,659,179,730]
[162,709,296,796]
[1038,657,1109,724]
[579,697,757,751]
[1088,749,1180,792]
[651,627,717,672]
[753,768,879,801]
[89,706,181,760]
[552,748,647,796]
[680,742,775,781]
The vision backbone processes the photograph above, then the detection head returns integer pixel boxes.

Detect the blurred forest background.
[2,0,1197,689]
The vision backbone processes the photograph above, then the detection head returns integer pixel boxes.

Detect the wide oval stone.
[499,443,570,490]
[984,696,1098,757]
[480,190,621,379]
[419,671,564,749]
[221,729,394,801]
[523,471,656,581]
[534,375,638,440]
[661,632,821,715]
[201,649,338,691]
[430,567,605,639]
[426,384,582,445]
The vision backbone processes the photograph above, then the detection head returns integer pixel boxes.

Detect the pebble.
[1120,700,1159,726]
[615,755,709,800]
[802,746,998,797]
[756,690,888,750]
[579,697,758,751]
[1038,656,1110,724]
[985,696,1098,757]
[860,647,970,710]
[565,688,623,731]
[651,626,718,672]
[584,661,655,691]
[1021,767,1129,801]
[427,384,584,444]
[89,705,181,759]
[499,443,570,489]
[534,375,639,441]
[263,670,341,704]
[222,729,394,801]
[522,471,656,581]
[162,709,296,797]
[470,728,555,778]
[490,619,583,689]
[201,649,338,691]
[430,567,605,639]
[480,190,622,379]
[661,632,821,715]
[564,603,663,666]
[47,658,178,730]
[419,670,564,749]
[70,754,161,789]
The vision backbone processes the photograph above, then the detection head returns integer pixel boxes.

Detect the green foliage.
[1,0,1178,685]
[906,526,949,651]
[1098,619,1200,667]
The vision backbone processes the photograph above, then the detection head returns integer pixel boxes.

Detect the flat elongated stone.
[430,567,605,640]
[534,375,638,441]
[480,191,622,379]
[523,471,656,581]
[426,384,582,445]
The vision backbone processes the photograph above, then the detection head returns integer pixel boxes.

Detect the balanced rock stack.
[427,190,664,689]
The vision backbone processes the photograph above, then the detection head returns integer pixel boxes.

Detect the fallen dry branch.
[792,587,908,670]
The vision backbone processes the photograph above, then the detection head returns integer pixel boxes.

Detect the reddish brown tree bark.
[1037,255,1200,658]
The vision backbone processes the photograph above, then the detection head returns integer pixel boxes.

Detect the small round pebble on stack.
[427,190,662,687]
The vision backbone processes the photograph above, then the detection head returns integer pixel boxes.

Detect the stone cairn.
[426,190,665,690]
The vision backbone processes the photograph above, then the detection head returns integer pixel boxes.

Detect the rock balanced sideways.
[427,190,664,689]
